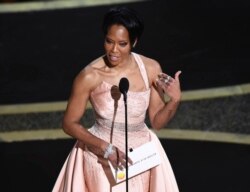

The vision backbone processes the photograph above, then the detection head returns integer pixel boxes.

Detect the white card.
[109,141,161,183]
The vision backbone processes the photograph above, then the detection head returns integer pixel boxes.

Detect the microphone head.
[119,77,129,94]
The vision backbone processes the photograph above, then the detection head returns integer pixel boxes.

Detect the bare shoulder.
[137,54,161,71]
[136,53,162,83]
[73,56,104,91]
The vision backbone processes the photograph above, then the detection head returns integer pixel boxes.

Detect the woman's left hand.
[156,70,182,102]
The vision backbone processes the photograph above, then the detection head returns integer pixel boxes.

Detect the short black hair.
[102,7,144,45]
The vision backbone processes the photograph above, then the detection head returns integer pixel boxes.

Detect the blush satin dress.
[52,52,179,192]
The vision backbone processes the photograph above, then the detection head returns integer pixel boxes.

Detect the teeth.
[110,55,118,61]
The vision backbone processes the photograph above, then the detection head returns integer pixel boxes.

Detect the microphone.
[119,77,129,101]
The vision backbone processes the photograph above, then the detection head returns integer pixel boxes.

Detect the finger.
[162,73,175,83]
[118,158,133,170]
[118,150,133,165]
[115,148,128,170]
[118,162,124,170]
[158,76,170,85]
[128,157,133,165]
[158,73,170,80]
[174,70,182,81]
[116,155,126,170]
[155,78,164,87]
[156,80,167,93]
[158,72,167,78]
[111,161,118,170]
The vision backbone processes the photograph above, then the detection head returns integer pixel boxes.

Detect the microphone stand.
[123,92,129,192]
[119,77,129,192]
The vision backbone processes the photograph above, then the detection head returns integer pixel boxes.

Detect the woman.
[53,6,181,192]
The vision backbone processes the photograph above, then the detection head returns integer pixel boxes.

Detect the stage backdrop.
[0,0,250,104]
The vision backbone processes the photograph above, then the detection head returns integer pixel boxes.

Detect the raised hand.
[156,70,182,102]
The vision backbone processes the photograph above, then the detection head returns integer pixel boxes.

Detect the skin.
[62,24,181,170]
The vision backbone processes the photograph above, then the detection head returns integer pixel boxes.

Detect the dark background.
[1,0,250,104]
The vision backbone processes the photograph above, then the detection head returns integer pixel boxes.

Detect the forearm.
[63,121,108,156]
[151,99,180,130]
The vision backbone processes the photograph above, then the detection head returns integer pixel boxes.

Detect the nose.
[111,43,118,52]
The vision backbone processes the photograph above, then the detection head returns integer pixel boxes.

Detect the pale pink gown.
[52,52,179,192]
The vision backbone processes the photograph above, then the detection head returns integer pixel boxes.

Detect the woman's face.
[104,24,132,67]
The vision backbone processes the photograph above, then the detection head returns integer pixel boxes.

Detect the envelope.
[109,141,161,183]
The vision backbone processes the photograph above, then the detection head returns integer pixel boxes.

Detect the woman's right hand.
[96,145,133,170]
[108,146,132,170]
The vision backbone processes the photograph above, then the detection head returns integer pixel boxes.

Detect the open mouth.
[109,55,120,62]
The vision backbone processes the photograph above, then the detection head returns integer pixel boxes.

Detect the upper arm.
[63,68,98,125]
[145,59,166,126]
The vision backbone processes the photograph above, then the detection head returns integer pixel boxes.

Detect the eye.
[119,42,128,47]
[105,38,112,44]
